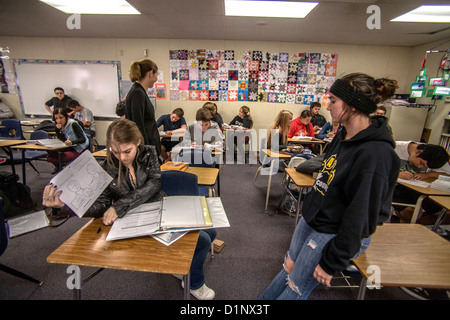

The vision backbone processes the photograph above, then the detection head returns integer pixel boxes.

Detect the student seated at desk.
[43,119,217,300]
[310,102,327,133]
[229,106,253,129]
[288,110,315,139]
[392,141,450,224]
[177,107,223,149]
[259,72,400,300]
[157,108,187,161]
[47,107,90,174]
[266,110,293,172]
[316,121,341,140]
[67,99,96,138]
[202,102,224,130]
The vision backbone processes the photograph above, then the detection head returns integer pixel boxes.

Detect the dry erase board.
[13,59,122,117]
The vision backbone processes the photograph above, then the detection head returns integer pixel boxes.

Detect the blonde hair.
[129,59,158,82]
[267,110,293,149]
[106,119,144,187]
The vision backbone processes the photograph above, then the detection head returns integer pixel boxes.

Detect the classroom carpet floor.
[0,156,449,301]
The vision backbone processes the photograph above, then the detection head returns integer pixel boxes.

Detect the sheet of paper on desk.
[27,138,67,148]
[397,178,431,188]
[50,151,113,217]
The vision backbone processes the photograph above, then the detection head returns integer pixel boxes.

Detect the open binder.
[106,196,228,241]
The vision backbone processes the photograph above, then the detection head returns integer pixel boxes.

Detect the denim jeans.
[190,228,217,289]
[259,217,370,300]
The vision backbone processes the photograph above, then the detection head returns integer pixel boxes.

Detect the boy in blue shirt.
[157,108,187,161]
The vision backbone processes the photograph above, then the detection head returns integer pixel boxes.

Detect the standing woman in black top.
[125,59,161,158]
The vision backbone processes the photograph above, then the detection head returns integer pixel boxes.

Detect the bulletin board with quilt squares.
[169,50,338,105]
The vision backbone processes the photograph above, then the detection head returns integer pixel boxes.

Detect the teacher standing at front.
[125,59,161,159]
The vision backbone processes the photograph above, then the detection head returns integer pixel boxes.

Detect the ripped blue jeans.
[259,217,370,300]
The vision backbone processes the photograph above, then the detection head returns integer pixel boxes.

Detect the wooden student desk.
[253,149,292,213]
[0,139,27,175]
[352,223,450,300]
[47,218,199,300]
[428,195,450,232]
[395,179,450,224]
[288,137,326,154]
[11,142,71,185]
[279,168,316,224]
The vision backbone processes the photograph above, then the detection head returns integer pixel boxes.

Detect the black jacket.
[125,82,161,156]
[84,145,164,218]
[302,117,400,275]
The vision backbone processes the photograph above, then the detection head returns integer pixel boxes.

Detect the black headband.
[329,79,377,114]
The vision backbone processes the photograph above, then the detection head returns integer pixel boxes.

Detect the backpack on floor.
[0,172,35,218]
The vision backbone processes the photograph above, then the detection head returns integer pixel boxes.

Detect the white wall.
[0,36,421,145]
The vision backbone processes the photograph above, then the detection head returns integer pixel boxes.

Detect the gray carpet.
[0,157,425,301]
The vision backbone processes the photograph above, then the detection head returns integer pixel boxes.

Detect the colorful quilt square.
[238,80,248,90]
[248,81,258,92]
[209,79,219,91]
[239,69,249,81]
[277,93,286,103]
[258,92,268,102]
[286,94,296,104]
[199,70,209,80]
[180,90,189,101]
[171,69,179,80]
[189,90,199,101]
[170,90,180,100]
[228,80,238,91]
[248,91,258,102]
[179,69,189,80]
[249,71,258,82]
[228,90,238,101]
[189,80,199,90]
[325,64,337,76]
[199,80,209,90]
[268,92,278,103]
[198,59,208,70]
[299,53,308,64]
[169,50,179,60]
[178,50,188,60]
[199,90,209,101]
[219,80,228,91]
[259,60,269,71]
[286,84,297,94]
[197,49,206,59]
[228,70,239,81]
[303,94,315,105]
[317,64,326,75]
[309,53,321,64]
[307,74,317,85]
[249,60,259,72]
[259,71,269,82]
[288,62,298,75]
[279,52,289,63]
[287,74,297,84]
[295,94,304,104]
[209,90,219,101]
[224,50,234,60]
[238,90,248,101]
[219,91,228,101]
[208,59,219,70]
[252,51,263,61]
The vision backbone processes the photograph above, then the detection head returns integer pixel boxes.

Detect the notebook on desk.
[105,195,228,241]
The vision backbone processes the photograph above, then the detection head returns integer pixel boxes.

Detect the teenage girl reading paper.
[43,119,216,300]
[47,107,90,174]
[259,73,400,300]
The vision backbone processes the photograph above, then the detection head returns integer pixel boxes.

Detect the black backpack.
[34,120,57,133]
[0,172,35,218]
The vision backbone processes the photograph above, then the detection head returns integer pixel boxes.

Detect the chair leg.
[27,160,39,173]
[0,263,43,285]
[210,243,214,259]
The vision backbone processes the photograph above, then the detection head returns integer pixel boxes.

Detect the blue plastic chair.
[0,119,25,140]
[161,170,199,196]
[161,170,209,197]
[0,198,43,285]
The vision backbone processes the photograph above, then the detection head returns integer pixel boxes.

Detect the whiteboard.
[13,59,122,117]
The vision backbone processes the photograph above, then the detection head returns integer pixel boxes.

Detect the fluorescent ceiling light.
[40,0,141,15]
[391,5,450,23]
[224,0,318,18]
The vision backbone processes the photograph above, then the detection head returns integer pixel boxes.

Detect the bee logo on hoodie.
[314,154,337,196]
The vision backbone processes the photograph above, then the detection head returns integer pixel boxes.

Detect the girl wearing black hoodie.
[260,73,400,300]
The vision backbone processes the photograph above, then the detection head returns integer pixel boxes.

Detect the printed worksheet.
[50,151,113,217]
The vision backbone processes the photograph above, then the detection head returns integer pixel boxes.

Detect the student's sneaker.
[179,278,216,300]
[189,284,216,300]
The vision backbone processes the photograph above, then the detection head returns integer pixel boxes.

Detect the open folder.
[106,196,229,241]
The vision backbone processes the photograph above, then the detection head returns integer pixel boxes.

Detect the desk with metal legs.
[352,223,450,300]
[47,218,199,300]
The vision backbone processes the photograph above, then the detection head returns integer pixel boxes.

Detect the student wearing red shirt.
[288,110,315,138]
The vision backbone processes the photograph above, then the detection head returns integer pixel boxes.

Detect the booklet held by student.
[106,196,229,241]
[49,151,113,217]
